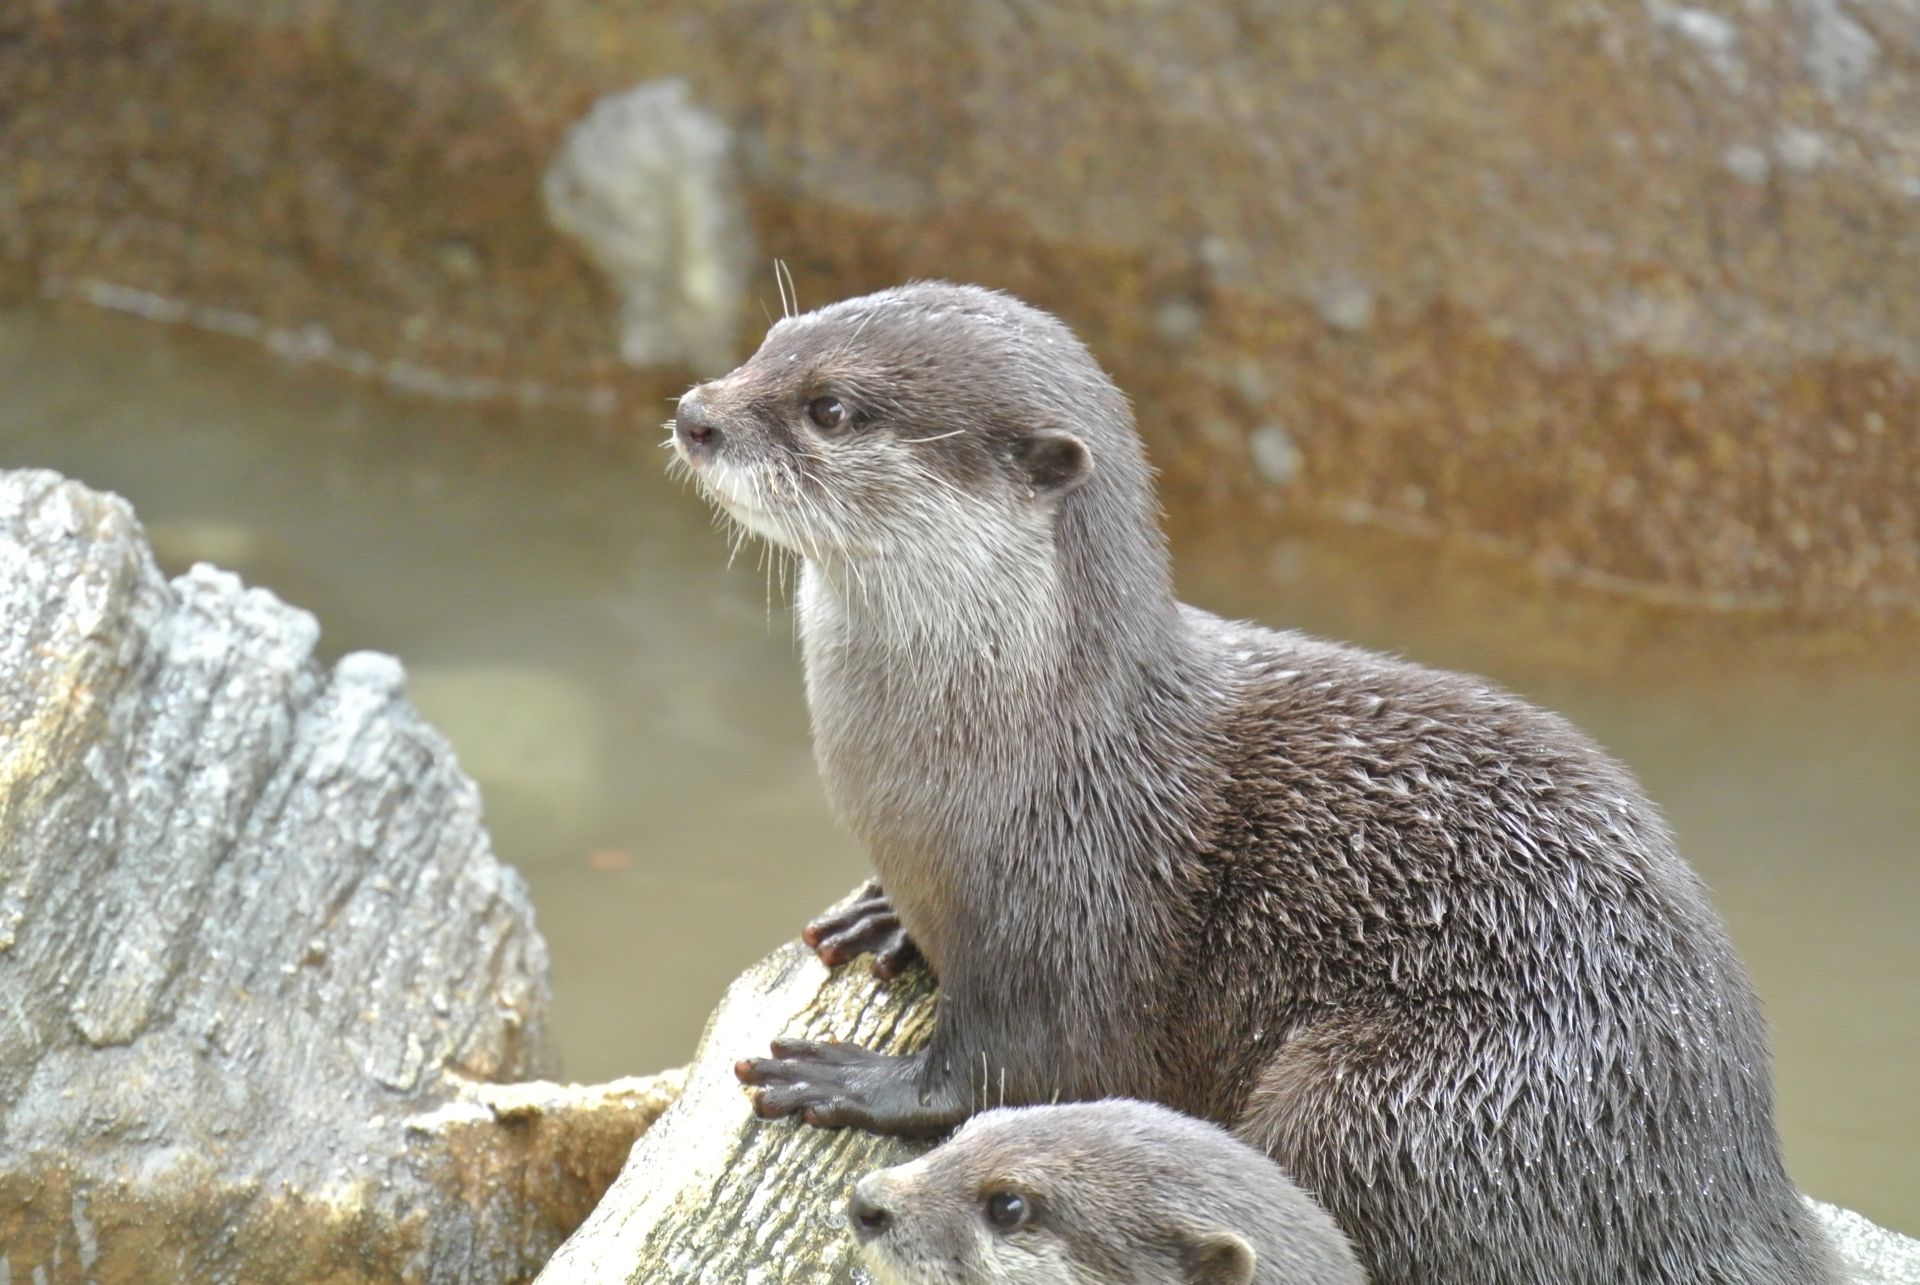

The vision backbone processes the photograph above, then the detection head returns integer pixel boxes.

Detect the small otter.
[850,1100,1365,1285]
[672,282,1838,1283]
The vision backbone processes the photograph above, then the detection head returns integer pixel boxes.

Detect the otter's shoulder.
[1184,604,1627,778]
[1178,605,1678,892]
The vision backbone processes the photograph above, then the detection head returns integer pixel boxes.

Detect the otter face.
[849,1106,1261,1285]
[667,283,1098,571]
[848,1150,1099,1285]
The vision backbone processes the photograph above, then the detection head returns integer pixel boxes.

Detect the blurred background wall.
[5,0,1917,612]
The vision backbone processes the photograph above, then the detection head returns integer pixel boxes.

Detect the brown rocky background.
[3,0,1917,613]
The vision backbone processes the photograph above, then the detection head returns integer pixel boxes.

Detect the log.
[0,469,671,1283]
[538,925,938,1283]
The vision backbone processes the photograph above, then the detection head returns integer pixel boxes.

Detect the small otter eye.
[807,396,847,431]
[984,1189,1029,1231]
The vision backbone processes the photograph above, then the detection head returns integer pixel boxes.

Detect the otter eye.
[983,1189,1029,1231]
[807,396,847,431]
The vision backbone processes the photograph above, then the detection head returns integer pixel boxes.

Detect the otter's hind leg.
[1234,1010,1597,1285]
[1240,1005,1841,1285]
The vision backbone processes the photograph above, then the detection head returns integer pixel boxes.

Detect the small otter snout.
[674,387,722,463]
[848,1175,895,1242]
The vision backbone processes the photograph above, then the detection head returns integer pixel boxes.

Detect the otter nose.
[674,388,722,460]
[848,1178,893,1241]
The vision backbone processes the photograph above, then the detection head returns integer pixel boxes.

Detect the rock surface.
[0,470,672,1283]
[542,79,751,374]
[3,0,1917,611]
[541,884,1920,1284]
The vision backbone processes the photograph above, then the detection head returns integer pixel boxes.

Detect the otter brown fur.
[671,282,1839,1284]
[850,1100,1366,1285]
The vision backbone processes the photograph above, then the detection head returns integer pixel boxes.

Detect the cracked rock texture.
[0,470,671,1283]
[3,0,1918,610]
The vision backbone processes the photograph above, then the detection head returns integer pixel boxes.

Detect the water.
[3,301,1913,1232]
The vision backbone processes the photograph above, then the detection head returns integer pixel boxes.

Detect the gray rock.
[1814,1202,1920,1285]
[542,78,752,374]
[0,470,664,1283]
[1249,424,1305,487]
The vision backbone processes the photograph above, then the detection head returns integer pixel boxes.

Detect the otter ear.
[1179,1229,1256,1285]
[1012,429,1092,495]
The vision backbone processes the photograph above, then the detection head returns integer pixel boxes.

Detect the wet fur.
[855,1101,1365,1284]
[677,282,1839,1284]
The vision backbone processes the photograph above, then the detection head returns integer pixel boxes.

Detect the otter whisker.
[763,536,775,630]
[792,483,863,613]
[896,454,976,513]
[807,477,873,613]
[774,258,797,320]
[768,472,805,613]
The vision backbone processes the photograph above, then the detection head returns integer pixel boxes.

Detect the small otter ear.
[1179,1229,1256,1285]
[1012,429,1092,495]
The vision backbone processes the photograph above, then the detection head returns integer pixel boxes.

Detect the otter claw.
[771,1036,867,1062]
[802,886,923,977]
[752,1084,828,1120]
[737,1041,875,1125]
[736,1037,956,1135]
[735,1046,825,1088]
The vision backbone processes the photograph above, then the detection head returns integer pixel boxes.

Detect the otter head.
[848,1104,1263,1285]
[669,283,1165,605]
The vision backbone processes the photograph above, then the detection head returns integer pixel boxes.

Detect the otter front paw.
[734,1038,959,1136]
[802,885,921,979]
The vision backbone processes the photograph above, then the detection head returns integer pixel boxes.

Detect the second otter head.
[670,282,1138,570]
[848,1101,1365,1285]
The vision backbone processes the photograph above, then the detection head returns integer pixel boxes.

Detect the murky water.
[3,301,1913,1232]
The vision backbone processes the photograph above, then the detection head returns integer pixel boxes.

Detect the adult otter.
[850,1100,1365,1285]
[672,282,1837,1284]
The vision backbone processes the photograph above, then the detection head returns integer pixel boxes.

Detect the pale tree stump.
[539,917,941,1284]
